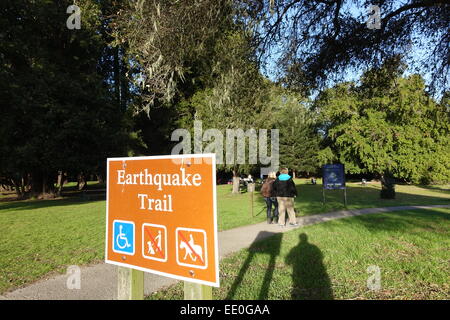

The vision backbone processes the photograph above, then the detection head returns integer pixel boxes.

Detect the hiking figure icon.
[147,230,162,255]
[142,224,167,262]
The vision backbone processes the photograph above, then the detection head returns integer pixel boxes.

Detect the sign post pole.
[322,186,325,205]
[249,183,254,217]
[344,188,347,207]
[117,266,144,300]
[184,281,212,300]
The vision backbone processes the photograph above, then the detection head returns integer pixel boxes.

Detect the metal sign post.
[322,186,325,205]
[344,187,347,207]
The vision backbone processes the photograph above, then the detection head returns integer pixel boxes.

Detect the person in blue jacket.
[271,168,298,227]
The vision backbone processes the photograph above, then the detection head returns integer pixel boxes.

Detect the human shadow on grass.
[226,231,282,300]
[285,233,333,300]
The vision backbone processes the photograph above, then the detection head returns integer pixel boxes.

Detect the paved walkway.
[1,204,449,300]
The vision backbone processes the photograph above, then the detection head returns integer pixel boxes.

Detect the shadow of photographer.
[226,231,282,300]
[285,233,333,299]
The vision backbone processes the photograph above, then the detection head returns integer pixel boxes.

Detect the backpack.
[261,178,275,197]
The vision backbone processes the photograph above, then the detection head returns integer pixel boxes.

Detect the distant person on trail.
[261,172,279,224]
[272,168,298,227]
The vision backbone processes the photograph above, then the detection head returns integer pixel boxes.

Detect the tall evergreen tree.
[315,58,450,198]
[274,91,321,177]
[0,0,128,197]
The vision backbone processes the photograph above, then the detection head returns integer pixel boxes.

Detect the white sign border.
[111,219,136,256]
[104,153,220,288]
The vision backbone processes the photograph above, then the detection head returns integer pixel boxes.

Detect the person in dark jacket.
[260,172,279,224]
[272,168,298,227]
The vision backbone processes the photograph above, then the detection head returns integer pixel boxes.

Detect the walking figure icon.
[142,224,167,262]
[113,220,135,255]
[148,230,161,254]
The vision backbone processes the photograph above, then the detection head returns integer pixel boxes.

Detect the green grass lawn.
[148,207,450,300]
[0,198,106,293]
[291,179,450,216]
[0,180,448,294]
[220,179,450,230]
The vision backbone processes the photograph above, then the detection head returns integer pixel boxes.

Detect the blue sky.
[259,1,446,99]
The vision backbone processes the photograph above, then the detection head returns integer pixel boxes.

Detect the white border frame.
[111,219,135,255]
[142,223,167,262]
[105,153,220,287]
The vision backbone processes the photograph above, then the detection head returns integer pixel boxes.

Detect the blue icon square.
[113,220,135,255]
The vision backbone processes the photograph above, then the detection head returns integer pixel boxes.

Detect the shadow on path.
[226,231,282,300]
[285,233,333,300]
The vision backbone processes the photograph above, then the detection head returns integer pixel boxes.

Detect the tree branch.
[382,0,448,24]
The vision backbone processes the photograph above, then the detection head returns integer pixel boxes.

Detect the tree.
[184,31,273,193]
[0,0,129,197]
[314,58,450,198]
[111,0,235,115]
[274,91,321,177]
[242,0,449,95]
[110,0,247,166]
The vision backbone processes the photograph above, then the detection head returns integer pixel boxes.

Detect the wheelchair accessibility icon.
[113,220,135,255]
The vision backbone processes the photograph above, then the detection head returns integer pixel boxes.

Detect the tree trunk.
[113,46,121,107]
[77,172,87,191]
[120,47,128,112]
[97,174,104,184]
[56,171,65,196]
[42,175,46,194]
[12,178,23,198]
[380,171,396,199]
[232,169,240,194]
[29,171,56,199]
